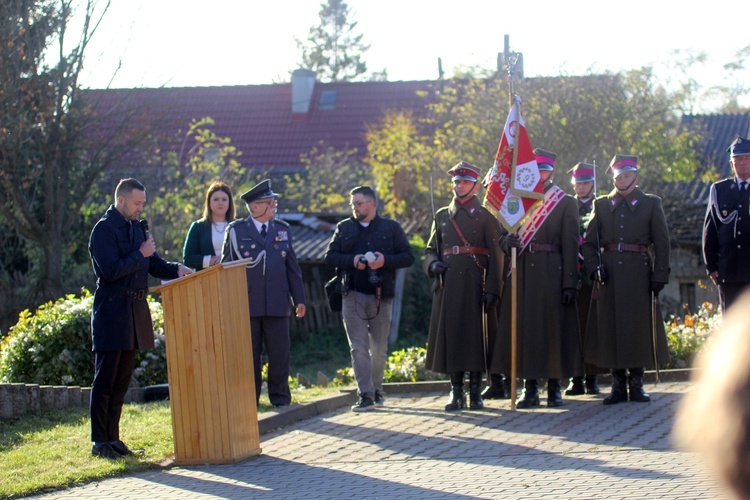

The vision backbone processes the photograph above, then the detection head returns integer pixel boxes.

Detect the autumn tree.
[365,69,703,219]
[281,143,370,213]
[0,0,158,331]
[296,0,376,82]
[145,117,246,261]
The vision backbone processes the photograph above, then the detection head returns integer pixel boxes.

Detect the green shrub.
[384,345,444,382]
[0,289,167,387]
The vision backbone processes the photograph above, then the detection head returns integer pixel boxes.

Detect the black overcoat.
[89,206,179,351]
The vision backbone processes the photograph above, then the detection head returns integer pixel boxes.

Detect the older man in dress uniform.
[582,155,670,405]
[703,136,750,313]
[222,179,306,407]
[491,149,584,409]
[425,161,504,411]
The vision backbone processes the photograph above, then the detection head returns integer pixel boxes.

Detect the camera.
[359,252,381,284]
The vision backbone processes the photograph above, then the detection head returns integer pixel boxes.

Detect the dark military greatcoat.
[424,196,504,374]
[492,188,584,380]
[582,187,670,369]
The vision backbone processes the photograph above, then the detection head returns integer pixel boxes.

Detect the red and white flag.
[483,96,543,231]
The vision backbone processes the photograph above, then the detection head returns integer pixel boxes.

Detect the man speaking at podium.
[88,178,193,459]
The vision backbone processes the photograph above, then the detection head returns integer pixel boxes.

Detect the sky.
[75,0,746,109]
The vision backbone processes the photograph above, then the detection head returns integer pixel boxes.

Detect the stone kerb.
[0,383,142,420]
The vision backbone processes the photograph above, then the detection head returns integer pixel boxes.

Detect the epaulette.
[274,218,291,228]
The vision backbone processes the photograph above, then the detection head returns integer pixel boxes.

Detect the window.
[318,90,338,110]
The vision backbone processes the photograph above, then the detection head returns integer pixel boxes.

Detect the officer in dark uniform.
[564,162,601,396]
[425,161,504,411]
[703,136,750,313]
[583,155,670,405]
[222,179,306,407]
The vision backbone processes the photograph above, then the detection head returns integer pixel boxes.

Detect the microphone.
[138,219,150,239]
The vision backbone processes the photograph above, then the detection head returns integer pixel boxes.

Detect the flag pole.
[509,98,521,411]
[504,34,520,411]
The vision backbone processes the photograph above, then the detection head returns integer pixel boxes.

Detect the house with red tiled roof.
[86,69,440,177]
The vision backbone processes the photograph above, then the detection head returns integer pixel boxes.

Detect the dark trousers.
[719,283,749,314]
[90,350,136,443]
[251,316,291,406]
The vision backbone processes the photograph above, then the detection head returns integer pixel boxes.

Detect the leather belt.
[125,289,148,300]
[442,245,490,257]
[603,243,648,253]
[528,243,561,253]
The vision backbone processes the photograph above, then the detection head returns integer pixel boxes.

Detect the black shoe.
[516,392,540,409]
[481,384,508,400]
[585,374,600,395]
[374,390,385,407]
[603,370,628,405]
[469,391,484,410]
[273,403,289,408]
[351,396,375,412]
[444,388,466,411]
[547,379,563,407]
[108,440,136,456]
[564,376,585,396]
[92,443,124,460]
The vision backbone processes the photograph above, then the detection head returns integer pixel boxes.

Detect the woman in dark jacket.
[183,181,236,270]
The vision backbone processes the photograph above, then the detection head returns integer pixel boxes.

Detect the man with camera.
[324,186,414,412]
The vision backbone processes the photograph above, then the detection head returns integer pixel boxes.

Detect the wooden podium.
[151,259,261,465]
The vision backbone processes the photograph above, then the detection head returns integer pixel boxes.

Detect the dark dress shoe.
[92,443,124,459]
[273,403,289,408]
[110,440,141,456]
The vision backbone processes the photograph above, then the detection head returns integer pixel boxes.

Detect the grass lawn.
[0,385,346,499]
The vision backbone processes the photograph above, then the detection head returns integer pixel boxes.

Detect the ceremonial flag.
[483,96,543,231]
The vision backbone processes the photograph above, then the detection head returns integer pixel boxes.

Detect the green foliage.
[365,71,704,219]
[295,0,371,82]
[0,290,167,387]
[664,301,721,369]
[146,117,246,261]
[384,346,444,382]
[281,144,370,212]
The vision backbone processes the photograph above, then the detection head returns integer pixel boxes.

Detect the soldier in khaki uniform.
[582,155,670,405]
[492,149,584,409]
[424,162,504,411]
[564,162,603,396]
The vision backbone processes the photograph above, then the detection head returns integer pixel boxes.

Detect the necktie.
[260,224,267,238]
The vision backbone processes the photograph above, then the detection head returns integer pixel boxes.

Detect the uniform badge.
[281,250,287,258]
[275,231,289,242]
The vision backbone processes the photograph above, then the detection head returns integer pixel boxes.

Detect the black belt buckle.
[136,289,146,300]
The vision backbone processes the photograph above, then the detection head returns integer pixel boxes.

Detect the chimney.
[291,69,316,114]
